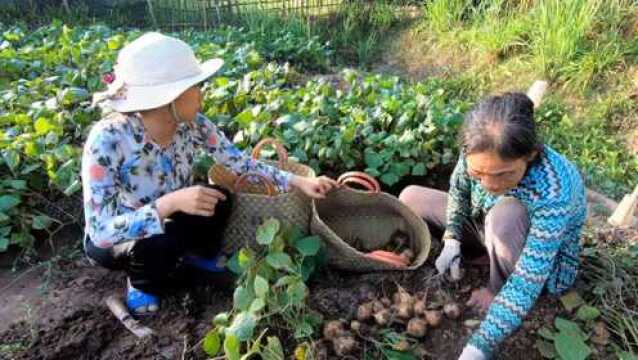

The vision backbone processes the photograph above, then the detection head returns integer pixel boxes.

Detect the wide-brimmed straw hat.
[93,32,223,113]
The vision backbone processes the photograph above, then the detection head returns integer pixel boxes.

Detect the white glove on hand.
[435,239,462,281]
[458,344,486,360]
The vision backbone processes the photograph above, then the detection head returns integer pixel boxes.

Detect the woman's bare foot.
[466,287,495,314]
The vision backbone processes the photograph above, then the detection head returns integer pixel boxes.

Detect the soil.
[0,200,632,360]
[0,240,571,360]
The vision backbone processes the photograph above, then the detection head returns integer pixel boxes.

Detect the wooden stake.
[106,295,154,338]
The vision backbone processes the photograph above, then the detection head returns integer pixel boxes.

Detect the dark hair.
[460,92,542,160]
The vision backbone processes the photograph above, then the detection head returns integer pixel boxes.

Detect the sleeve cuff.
[459,344,487,360]
[149,201,165,233]
[467,335,492,359]
[279,171,293,192]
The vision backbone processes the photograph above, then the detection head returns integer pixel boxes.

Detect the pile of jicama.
[320,286,463,356]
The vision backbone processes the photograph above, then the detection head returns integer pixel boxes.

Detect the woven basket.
[209,138,315,194]
[311,172,431,272]
[210,173,313,254]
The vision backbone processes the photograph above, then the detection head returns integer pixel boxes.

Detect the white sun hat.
[93,32,223,113]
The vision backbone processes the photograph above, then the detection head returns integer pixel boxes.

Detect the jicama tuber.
[443,303,461,320]
[400,249,414,264]
[357,302,373,322]
[374,309,391,326]
[390,231,409,248]
[393,288,415,307]
[333,335,358,356]
[393,339,410,352]
[372,300,385,313]
[413,300,427,316]
[407,318,428,338]
[424,310,443,328]
[395,302,414,320]
[323,320,345,339]
[350,320,362,332]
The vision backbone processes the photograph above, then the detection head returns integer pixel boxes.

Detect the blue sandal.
[183,254,227,273]
[126,282,160,315]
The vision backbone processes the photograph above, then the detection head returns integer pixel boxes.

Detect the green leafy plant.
[536,317,593,360]
[201,218,325,358]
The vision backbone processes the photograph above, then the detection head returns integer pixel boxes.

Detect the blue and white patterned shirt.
[444,146,587,356]
[81,112,291,249]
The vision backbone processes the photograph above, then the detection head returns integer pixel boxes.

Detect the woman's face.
[465,151,533,195]
[174,85,202,123]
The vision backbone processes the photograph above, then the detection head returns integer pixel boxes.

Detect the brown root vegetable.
[395,302,414,320]
[323,320,345,339]
[391,231,409,248]
[424,310,443,328]
[372,300,385,313]
[380,297,392,307]
[350,320,362,332]
[393,292,401,305]
[591,322,610,345]
[393,339,410,352]
[400,249,414,263]
[333,335,358,356]
[357,302,373,322]
[413,300,427,316]
[443,302,462,320]
[393,288,415,307]
[374,309,391,326]
[407,318,428,338]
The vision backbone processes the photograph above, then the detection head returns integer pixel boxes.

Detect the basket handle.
[233,172,277,196]
[251,138,288,169]
[337,172,381,193]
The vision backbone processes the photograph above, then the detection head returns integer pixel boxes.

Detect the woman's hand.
[435,238,463,281]
[290,175,339,199]
[458,344,486,360]
[156,185,227,218]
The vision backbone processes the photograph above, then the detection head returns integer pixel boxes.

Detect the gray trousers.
[399,186,530,293]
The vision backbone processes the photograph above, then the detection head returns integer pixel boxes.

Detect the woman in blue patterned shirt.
[400,93,586,359]
[83,33,337,315]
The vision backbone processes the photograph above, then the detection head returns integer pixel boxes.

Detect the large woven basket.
[209,138,315,194]
[311,172,431,272]
[208,138,315,253]
[213,172,313,254]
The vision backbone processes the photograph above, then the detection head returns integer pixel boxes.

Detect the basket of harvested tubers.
[311,171,431,271]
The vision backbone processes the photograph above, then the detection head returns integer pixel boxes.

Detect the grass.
[234,1,403,67]
[410,0,638,198]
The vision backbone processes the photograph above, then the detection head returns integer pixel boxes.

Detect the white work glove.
[435,238,462,281]
[459,344,486,360]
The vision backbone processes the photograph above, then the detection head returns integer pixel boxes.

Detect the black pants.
[84,185,233,294]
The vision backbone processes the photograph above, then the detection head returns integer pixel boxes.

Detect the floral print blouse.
[81,112,291,249]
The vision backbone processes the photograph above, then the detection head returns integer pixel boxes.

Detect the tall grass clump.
[328,0,403,66]
[425,0,472,33]
[529,0,602,78]
[422,0,638,92]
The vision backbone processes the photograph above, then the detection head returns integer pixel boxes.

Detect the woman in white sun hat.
[83,32,338,315]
